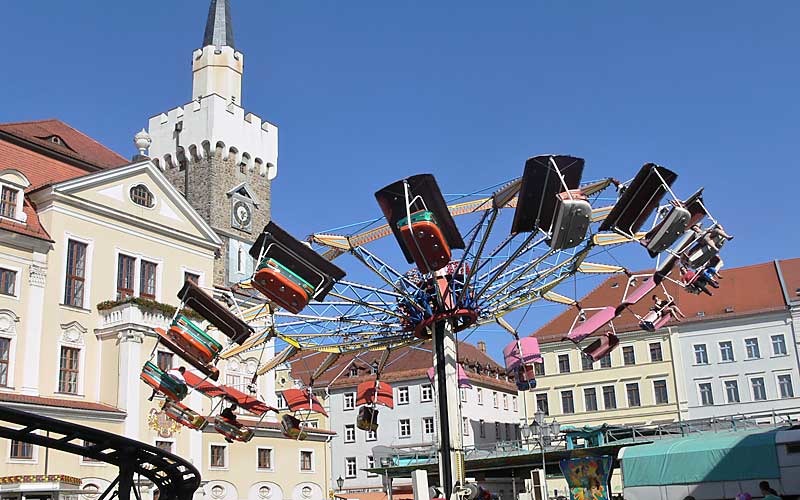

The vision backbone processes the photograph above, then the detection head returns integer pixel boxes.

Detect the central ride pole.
[433,319,464,500]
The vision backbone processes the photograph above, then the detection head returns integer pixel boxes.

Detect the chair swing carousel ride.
[140,154,730,493]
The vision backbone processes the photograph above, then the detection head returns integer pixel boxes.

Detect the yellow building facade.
[0,121,333,500]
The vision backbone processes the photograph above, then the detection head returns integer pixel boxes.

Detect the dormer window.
[130,184,154,208]
[50,136,64,145]
[0,187,18,218]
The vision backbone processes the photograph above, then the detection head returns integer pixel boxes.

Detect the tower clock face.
[232,200,252,228]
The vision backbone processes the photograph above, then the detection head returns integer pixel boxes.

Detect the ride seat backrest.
[550,190,592,251]
[565,306,618,343]
[599,163,678,235]
[644,205,691,257]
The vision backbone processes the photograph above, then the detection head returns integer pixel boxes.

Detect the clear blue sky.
[3,1,798,358]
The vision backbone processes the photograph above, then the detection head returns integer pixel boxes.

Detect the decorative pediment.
[0,310,20,336]
[226,182,260,206]
[60,321,87,346]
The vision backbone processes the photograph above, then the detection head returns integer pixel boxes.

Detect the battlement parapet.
[147,94,278,179]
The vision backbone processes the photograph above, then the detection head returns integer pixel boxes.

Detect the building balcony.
[95,299,173,341]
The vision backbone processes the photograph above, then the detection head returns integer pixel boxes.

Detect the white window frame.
[462,417,470,436]
[7,439,37,464]
[366,428,377,441]
[512,395,518,412]
[299,449,315,473]
[584,387,598,412]
[476,387,483,405]
[343,392,355,411]
[492,391,498,408]
[625,382,641,407]
[772,334,788,356]
[460,388,467,403]
[366,455,377,477]
[723,379,740,403]
[0,310,20,390]
[0,264,21,301]
[698,382,714,406]
[0,182,25,223]
[180,266,205,288]
[776,373,795,399]
[652,379,669,405]
[422,417,435,435]
[344,457,357,479]
[397,386,409,405]
[61,233,94,311]
[745,338,761,359]
[399,418,412,438]
[649,341,663,362]
[113,248,164,302]
[622,345,636,366]
[56,329,86,397]
[719,340,735,363]
[750,376,767,401]
[256,446,275,472]
[693,344,709,365]
[421,384,433,402]
[344,424,356,443]
[479,420,486,438]
[208,443,228,470]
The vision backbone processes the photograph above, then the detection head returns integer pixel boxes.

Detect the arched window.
[130,185,154,208]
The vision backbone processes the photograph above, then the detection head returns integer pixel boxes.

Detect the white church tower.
[145,0,278,287]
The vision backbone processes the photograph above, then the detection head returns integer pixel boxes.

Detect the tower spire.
[203,0,235,49]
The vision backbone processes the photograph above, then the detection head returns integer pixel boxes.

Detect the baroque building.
[0,3,337,500]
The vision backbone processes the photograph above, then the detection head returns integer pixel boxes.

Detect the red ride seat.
[252,259,314,314]
[397,211,451,273]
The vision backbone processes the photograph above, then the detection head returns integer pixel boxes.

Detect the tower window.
[130,185,154,208]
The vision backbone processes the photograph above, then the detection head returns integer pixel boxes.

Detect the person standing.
[759,481,781,500]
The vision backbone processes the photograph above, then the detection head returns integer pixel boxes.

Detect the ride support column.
[432,320,464,500]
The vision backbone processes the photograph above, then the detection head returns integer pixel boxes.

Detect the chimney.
[477,341,486,353]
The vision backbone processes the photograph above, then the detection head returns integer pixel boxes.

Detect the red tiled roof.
[0,140,92,191]
[0,119,127,170]
[0,197,53,242]
[533,259,798,343]
[290,341,517,392]
[777,259,800,305]
[0,393,124,413]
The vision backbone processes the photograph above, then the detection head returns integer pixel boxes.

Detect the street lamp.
[526,413,560,500]
[336,476,345,492]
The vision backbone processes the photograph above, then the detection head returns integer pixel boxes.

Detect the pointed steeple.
[203,0,235,50]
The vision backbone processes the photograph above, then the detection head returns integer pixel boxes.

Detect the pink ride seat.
[502,337,542,373]
[622,278,657,307]
[566,306,618,343]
